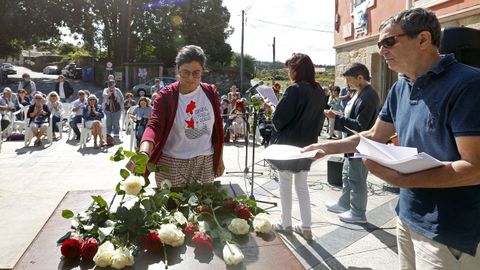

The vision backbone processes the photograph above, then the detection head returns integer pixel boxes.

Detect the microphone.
[245,81,264,95]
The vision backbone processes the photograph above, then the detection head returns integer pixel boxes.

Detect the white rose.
[93,241,115,267]
[253,213,272,233]
[228,218,250,235]
[223,242,244,265]
[121,176,145,196]
[158,223,185,247]
[111,247,135,269]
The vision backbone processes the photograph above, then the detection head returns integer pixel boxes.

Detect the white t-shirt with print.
[163,86,215,159]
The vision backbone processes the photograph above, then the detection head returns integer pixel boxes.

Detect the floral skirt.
[155,154,214,188]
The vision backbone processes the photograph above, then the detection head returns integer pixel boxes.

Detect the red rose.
[223,199,237,212]
[143,231,163,253]
[184,223,199,234]
[234,204,251,220]
[192,231,213,251]
[143,231,163,252]
[80,238,98,260]
[60,237,83,258]
[196,205,212,214]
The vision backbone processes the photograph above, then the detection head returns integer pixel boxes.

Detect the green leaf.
[123,150,136,158]
[132,153,149,165]
[188,195,199,206]
[245,199,257,208]
[56,231,72,243]
[133,165,146,175]
[146,163,158,172]
[144,176,150,188]
[91,195,108,208]
[203,198,213,205]
[169,192,183,201]
[61,209,74,219]
[115,182,126,195]
[141,198,153,211]
[120,169,130,179]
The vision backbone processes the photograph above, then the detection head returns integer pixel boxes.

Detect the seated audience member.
[229,99,247,142]
[83,94,105,149]
[124,92,137,111]
[70,91,88,140]
[130,97,152,150]
[2,87,20,112]
[46,91,64,139]
[16,89,31,120]
[28,93,51,146]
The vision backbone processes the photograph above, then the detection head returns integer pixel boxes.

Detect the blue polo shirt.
[379,54,480,255]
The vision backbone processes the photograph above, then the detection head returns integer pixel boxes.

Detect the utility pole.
[272,37,276,86]
[240,10,245,92]
[125,0,133,91]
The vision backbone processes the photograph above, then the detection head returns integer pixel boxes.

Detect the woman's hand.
[215,158,225,177]
[324,110,337,119]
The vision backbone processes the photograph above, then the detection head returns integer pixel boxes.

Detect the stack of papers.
[354,135,446,174]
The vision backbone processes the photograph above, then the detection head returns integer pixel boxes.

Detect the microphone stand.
[225,108,262,175]
[248,106,277,207]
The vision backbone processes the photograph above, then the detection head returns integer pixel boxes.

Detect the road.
[1,65,104,99]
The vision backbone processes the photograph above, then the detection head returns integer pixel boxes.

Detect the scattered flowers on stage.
[57,147,273,268]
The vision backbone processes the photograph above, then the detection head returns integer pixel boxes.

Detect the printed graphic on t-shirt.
[184,100,211,139]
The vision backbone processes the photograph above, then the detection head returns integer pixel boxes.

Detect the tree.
[0,0,78,58]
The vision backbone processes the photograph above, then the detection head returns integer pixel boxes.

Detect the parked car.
[61,63,82,79]
[1,63,16,75]
[43,65,60,74]
[132,77,177,96]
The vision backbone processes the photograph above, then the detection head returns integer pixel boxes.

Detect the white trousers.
[278,170,311,229]
[397,218,480,270]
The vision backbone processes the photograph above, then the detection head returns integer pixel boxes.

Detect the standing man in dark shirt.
[323,63,380,224]
[304,8,480,269]
[54,75,74,102]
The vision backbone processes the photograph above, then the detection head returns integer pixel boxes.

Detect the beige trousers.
[397,218,480,270]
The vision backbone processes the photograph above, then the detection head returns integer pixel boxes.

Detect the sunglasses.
[179,69,202,79]
[377,33,408,49]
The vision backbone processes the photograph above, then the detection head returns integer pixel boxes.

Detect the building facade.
[334,0,480,102]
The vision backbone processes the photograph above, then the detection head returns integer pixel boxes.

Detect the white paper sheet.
[354,135,446,174]
[256,86,279,106]
[262,144,324,160]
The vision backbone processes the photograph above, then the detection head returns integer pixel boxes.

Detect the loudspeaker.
[439,27,480,68]
[327,156,344,187]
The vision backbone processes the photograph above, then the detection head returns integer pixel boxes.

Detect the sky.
[222,0,335,65]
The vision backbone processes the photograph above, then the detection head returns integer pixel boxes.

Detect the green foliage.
[230,52,256,79]
[62,210,74,219]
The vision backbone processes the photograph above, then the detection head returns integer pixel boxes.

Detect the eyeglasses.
[179,69,202,79]
[377,33,408,49]
[79,93,85,96]
[35,97,43,100]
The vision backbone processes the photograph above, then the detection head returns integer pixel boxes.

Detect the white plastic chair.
[11,107,29,134]
[24,109,53,146]
[56,102,72,140]
[79,116,107,149]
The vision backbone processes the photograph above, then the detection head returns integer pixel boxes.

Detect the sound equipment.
[327,156,344,187]
[439,27,480,68]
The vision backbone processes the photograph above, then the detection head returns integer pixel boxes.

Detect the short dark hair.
[285,53,320,89]
[175,45,207,69]
[380,8,441,48]
[342,63,371,82]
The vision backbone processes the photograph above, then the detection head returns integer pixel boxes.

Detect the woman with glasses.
[127,45,224,189]
[28,93,51,146]
[268,53,325,241]
[83,94,105,149]
[130,96,152,150]
[46,91,64,139]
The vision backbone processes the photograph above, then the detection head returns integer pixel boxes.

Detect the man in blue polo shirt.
[304,8,480,269]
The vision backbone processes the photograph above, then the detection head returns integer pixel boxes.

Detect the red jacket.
[141,81,224,176]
